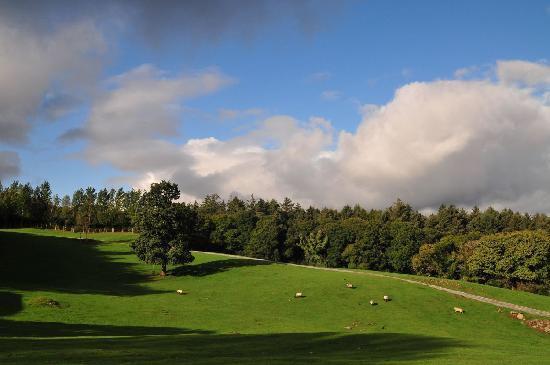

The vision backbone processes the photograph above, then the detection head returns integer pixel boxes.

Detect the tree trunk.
[160,263,167,276]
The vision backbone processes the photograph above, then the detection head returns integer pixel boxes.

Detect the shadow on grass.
[172,258,270,277]
[0,231,161,296]
[0,292,22,317]
[0,331,468,364]
[0,319,209,338]
[104,239,136,244]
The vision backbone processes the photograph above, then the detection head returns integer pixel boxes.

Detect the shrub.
[466,230,550,290]
[412,232,481,278]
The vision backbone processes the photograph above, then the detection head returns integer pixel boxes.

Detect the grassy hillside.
[0,228,548,364]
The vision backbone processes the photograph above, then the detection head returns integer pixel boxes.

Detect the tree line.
[1,180,549,294]
[0,181,141,231]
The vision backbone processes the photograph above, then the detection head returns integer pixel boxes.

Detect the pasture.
[0,229,549,364]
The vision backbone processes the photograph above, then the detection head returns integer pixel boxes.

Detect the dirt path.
[195,250,550,318]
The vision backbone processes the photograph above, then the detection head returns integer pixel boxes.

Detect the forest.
[1,180,549,295]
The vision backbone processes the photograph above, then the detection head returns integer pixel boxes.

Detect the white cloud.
[359,104,382,118]
[76,64,233,178]
[454,66,479,79]
[337,79,550,209]
[78,60,550,213]
[496,60,550,86]
[0,20,105,143]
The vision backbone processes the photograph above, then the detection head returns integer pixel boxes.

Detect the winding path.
[195,250,550,318]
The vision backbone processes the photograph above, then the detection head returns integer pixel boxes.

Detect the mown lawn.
[0,228,548,364]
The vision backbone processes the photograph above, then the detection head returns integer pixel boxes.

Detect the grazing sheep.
[383,295,390,302]
[176,289,184,295]
[346,283,354,288]
[454,307,464,313]
[369,300,377,305]
[295,292,304,298]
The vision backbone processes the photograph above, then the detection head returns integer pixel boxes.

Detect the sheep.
[369,299,377,305]
[176,289,186,295]
[295,292,304,298]
[454,307,464,313]
[346,283,354,288]
[383,295,390,302]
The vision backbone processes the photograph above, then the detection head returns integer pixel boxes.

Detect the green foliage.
[3,179,550,295]
[342,220,387,270]
[245,214,283,261]
[466,230,550,292]
[412,232,482,278]
[385,220,424,273]
[210,210,256,254]
[298,230,328,266]
[131,181,194,274]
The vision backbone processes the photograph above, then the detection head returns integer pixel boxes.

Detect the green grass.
[0,228,548,364]
[375,271,550,313]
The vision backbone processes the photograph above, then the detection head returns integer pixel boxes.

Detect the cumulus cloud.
[0,151,20,180]
[337,79,550,210]
[74,60,550,212]
[454,66,479,79]
[136,115,335,204]
[0,0,333,142]
[497,60,550,87]
[0,19,105,143]
[79,64,233,173]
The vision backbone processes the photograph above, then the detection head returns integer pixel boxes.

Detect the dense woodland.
[1,180,549,295]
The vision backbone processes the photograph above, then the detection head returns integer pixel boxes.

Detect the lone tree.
[131,181,194,275]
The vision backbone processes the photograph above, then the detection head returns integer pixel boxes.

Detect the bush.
[412,232,481,278]
[466,230,550,289]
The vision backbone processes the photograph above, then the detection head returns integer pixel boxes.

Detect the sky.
[0,0,549,212]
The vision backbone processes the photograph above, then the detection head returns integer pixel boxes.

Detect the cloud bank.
[0,20,105,143]
[76,60,550,212]
[0,0,331,177]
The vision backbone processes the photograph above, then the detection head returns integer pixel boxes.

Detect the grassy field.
[0,228,548,364]
[376,271,550,313]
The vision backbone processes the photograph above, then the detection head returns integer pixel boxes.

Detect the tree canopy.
[130,181,194,275]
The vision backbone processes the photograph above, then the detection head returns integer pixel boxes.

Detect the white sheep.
[295,292,304,298]
[176,289,184,295]
[383,295,390,302]
[346,283,354,288]
[454,307,464,313]
[369,299,376,305]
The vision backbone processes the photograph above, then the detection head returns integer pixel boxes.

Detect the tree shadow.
[171,259,270,277]
[0,331,469,364]
[0,319,210,338]
[0,231,162,296]
[106,239,137,244]
[0,292,22,317]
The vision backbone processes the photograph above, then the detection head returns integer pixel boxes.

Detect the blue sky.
[1,0,549,211]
